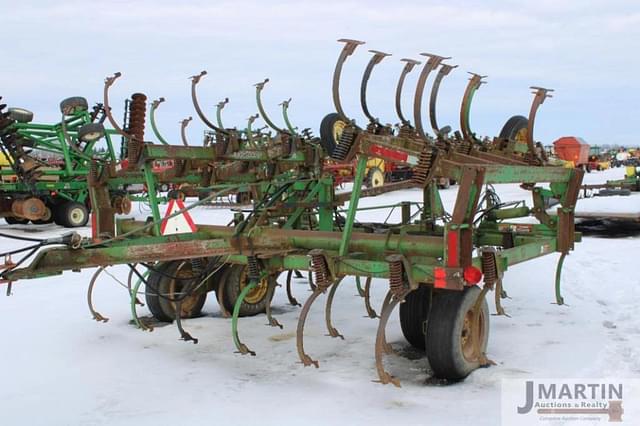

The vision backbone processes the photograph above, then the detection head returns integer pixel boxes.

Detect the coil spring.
[412,146,435,185]
[456,138,473,155]
[127,93,147,168]
[331,126,356,161]
[387,255,406,298]
[309,250,331,289]
[481,249,498,285]
[190,258,204,274]
[247,255,260,281]
[397,125,415,139]
[89,160,99,183]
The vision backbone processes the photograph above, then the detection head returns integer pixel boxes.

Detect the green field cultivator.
[0,39,584,385]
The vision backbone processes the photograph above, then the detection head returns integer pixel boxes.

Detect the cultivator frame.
[0,39,584,386]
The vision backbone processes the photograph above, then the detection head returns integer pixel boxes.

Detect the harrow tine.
[360,50,391,124]
[526,86,554,165]
[265,279,283,329]
[87,267,109,323]
[355,275,365,297]
[395,58,421,126]
[307,270,316,292]
[128,265,153,332]
[429,63,458,136]
[190,70,227,134]
[379,290,395,354]
[459,72,487,141]
[102,72,130,139]
[126,265,144,306]
[295,286,324,368]
[324,280,344,339]
[374,289,409,387]
[363,276,378,319]
[285,270,301,307]
[175,295,198,344]
[180,116,192,147]
[413,53,450,139]
[216,97,229,129]
[333,38,366,122]
[255,78,285,133]
[150,97,169,145]
[493,278,509,317]
[231,279,258,356]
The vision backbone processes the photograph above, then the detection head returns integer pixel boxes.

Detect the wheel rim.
[333,120,346,143]
[460,306,486,362]
[168,262,202,316]
[370,169,384,187]
[69,207,85,225]
[239,268,269,304]
[82,131,102,142]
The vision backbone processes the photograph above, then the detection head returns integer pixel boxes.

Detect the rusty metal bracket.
[333,38,365,122]
[429,63,458,135]
[360,50,391,125]
[460,72,487,141]
[190,70,227,134]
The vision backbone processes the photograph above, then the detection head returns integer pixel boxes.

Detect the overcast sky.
[2,0,639,147]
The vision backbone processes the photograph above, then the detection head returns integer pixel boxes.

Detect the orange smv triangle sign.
[160,198,197,235]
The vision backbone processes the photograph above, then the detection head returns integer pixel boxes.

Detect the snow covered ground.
[1,167,639,425]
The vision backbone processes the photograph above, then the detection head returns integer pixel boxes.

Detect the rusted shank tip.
[369,49,392,57]
[190,71,207,82]
[420,53,452,60]
[338,38,366,45]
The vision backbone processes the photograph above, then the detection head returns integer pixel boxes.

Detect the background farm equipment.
[0,96,120,226]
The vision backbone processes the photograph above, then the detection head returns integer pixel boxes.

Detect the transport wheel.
[498,115,528,140]
[4,216,29,225]
[425,286,490,380]
[59,97,88,115]
[78,123,105,142]
[319,112,348,156]
[8,107,34,123]
[399,286,432,350]
[366,167,385,188]
[32,207,53,225]
[144,261,207,322]
[54,201,89,227]
[222,264,273,316]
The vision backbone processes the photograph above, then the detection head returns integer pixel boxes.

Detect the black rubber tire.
[499,115,528,140]
[319,112,346,156]
[399,286,432,350]
[60,97,88,115]
[145,262,173,322]
[425,286,490,380]
[77,123,105,142]
[8,107,34,123]
[222,264,273,317]
[4,216,29,225]
[54,201,89,227]
[145,261,209,322]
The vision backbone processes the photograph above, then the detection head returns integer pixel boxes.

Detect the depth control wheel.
[221,264,274,316]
